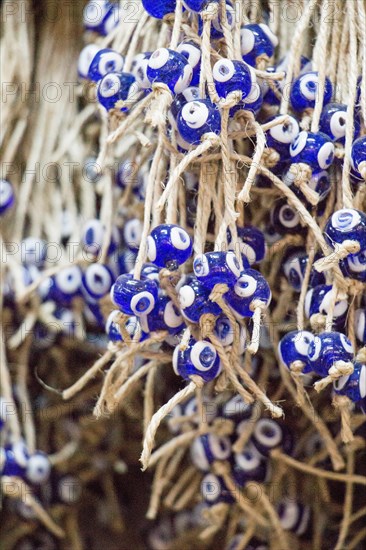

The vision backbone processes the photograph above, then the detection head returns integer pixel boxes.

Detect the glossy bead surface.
[304,284,348,325]
[147,48,192,94]
[190,433,231,471]
[270,200,302,235]
[193,251,241,289]
[319,103,360,143]
[240,24,278,66]
[147,224,193,269]
[81,219,119,257]
[308,331,354,376]
[324,208,366,249]
[111,273,159,316]
[178,277,222,322]
[0,179,15,214]
[140,296,184,334]
[105,310,122,342]
[333,362,366,402]
[176,41,201,86]
[290,131,335,170]
[213,59,253,100]
[97,72,137,111]
[340,250,366,282]
[170,86,200,122]
[88,48,124,82]
[203,2,235,39]
[20,237,47,267]
[278,330,315,373]
[172,337,221,381]
[182,0,216,11]
[177,99,221,144]
[290,72,333,112]
[233,226,266,265]
[350,136,366,178]
[123,218,143,252]
[225,268,271,318]
[142,0,176,19]
[265,115,300,157]
[48,266,82,305]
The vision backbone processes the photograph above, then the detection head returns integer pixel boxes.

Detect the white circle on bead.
[149,48,169,70]
[181,101,209,129]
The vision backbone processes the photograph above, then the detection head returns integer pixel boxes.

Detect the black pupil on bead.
[94,274,103,286]
[219,64,230,76]
[137,67,144,79]
[338,116,346,126]
[283,208,294,220]
[262,425,275,438]
[105,60,115,72]
[307,81,317,91]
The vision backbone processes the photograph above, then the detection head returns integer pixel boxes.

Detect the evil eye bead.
[277,500,311,536]
[225,268,271,318]
[209,2,235,39]
[290,131,335,170]
[319,103,360,143]
[21,237,47,267]
[141,296,184,334]
[324,208,366,249]
[290,72,333,112]
[220,394,252,422]
[123,218,143,252]
[201,473,233,506]
[240,23,278,66]
[213,59,253,100]
[147,48,193,94]
[50,266,82,305]
[169,86,201,125]
[190,433,231,471]
[214,316,234,346]
[176,41,201,86]
[26,452,51,485]
[283,250,325,292]
[106,315,147,343]
[105,310,122,342]
[2,443,29,478]
[81,264,114,301]
[111,273,159,316]
[83,0,114,35]
[333,362,366,402]
[308,331,354,377]
[304,284,348,326]
[0,179,15,215]
[177,99,221,144]
[229,226,266,265]
[147,224,193,269]
[278,330,315,374]
[350,136,366,179]
[116,160,140,191]
[88,48,124,83]
[232,442,268,486]
[142,0,177,19]
[193,251,241,289]
[355,309,366,343]
[97,72,137,111]
[265,115,300,156]
[178,277,221,322]
[251,419,294,457]
[340,249,366,282]
[270,200,301,235]
[131,52,152,89]
[139,263,160,284]
[172,337,221,382]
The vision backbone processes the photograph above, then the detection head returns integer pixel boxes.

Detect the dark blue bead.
[193,251,241,289]
[308,331,354,376]
[131,52,152,90]
[201,473,234,506]
[147,48,192,94]
[88,48,124,82]
[324,208,366,249]
[81,264,114,301]
[225,268,271,318]
[176,41,201,86]
[190,433,231,471]
[350,136,366,178]
[232,442,268,485]
[123,218,143,252]
[340,249,366,282]
[240,24,278,66]
[251,419,294,457]
[147,224,192,269]
[83,1,115,35]
[283,250,326,292]
[213,59,253,99]
[230,81,263,115]
[97,72,137,111]
[106,311,148,343]
[2,442,29,478]
[290,131,334,170]
[26,451,51,485]
[270,200,302,235]
[105,310,122,342]
[172,337,221,381]
[220,395,253,422]
[277,500,311,536]
[198,2,234,39]
[265,115,300,157]
[178,277,222,322]
[177,99,221,144]
[278,330,315,373]
[290,72,333,112]
[142,0,177,19]
[182,0,215,11]
[319,103,360,144]
[47,266,82,306]
[333,362,366,402]
[140,296,184,334]
[0,179,15,215]
[111,273,159,316]
[234,226,266,265]
[169,86,200,123]
[140,263,160,284]
[305,284,348,326]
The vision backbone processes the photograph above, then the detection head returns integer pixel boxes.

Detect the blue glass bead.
[140,296,184,334]
[147,224,193,269]
[278,330,315,374]
[105,310,122,342]
[340,249,366,282]
[131,52,152,90]
[265,115,300,157]
[26,451,51,485]
[81,264,114,301]
[308,331,354,377]
[177,99,221,144]
[142,0,176,19]
[81,219,120,257]
[270,200,301,235]
[234,81,264,115]
[169,86,201,124]
[97,72,137,111]
[87,48,124,82]
[114,250,136,276]
[147,48,192,94]
[115,160,140,191]
[182,0,216,11]
[277,500,311,536]
[193,251,241,289]
[201,473,234,506]
[290,131,335,170]
[305,284,348,325]
[172,337,221,381]
[0,179,15,215]
[355,308,366,343]
[333,362,366,403]
[53,307,77,338]
[220,394,253,422]
[176,41,201,86]
[251,419,294,457]
[48,266,82,306]
[111,273,159,316]
[140,263,160,284]
[350,136,366,178]
[190,433,231,471]
[212,59,253,100]
[283,250,326,292]
[319,103,360,144]
[240,24,278,66]
[233,226,266,265]
[83,0,115,35]
[20,237,47,267]
[200,2,234,39]
[262,69,282,107]
[178,277,222,322]
[232,442,268,486]
[2,441,29,477]
[214,315,234,346]
[290,72,333,112]
[225,268,271,318]
[324,208,366,249]
[123,218,143,252]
